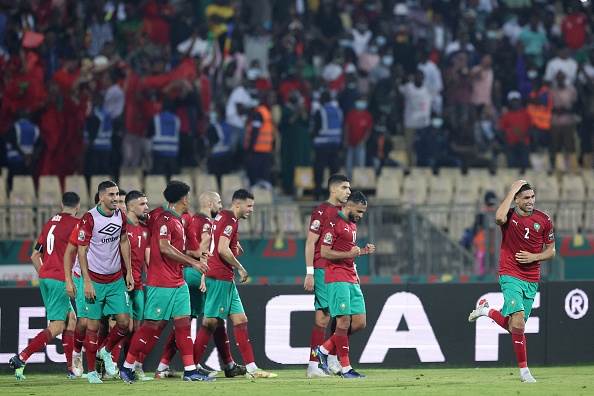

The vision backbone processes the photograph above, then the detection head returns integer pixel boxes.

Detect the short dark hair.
[232,189,254,201]
[97,180,117,194]
[328,174,350,189]
[62,192,80,208]
[163,180,191,203]
[348,191,368,206]
[94,192,100,204]
[125,190,146,206]
[118,189,127,197]
[515,183,534,198]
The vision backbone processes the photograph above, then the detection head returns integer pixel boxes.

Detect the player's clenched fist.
[361,243,376,255]
[350,246,361,257]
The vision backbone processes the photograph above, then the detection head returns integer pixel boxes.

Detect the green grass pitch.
[2,366,593,395]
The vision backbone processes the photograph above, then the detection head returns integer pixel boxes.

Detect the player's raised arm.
[218,234,248,283]
[496,179,527,225]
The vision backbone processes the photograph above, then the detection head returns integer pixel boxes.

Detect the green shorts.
[203,277,244,319]
[83,277,130,320]
[40,278,73,321]
[73,275,87,319]
[327,282,366,317]
[144,283,190,321]
[314,268,329,311]
[128,289,145,320]
[184,267,205,318]
[500,275,539,320]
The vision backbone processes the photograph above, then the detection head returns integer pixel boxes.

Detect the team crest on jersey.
[224,225,233,236]
[160,225,168,236]
[323,232,333,244]
[78,230,85,241]
[310,219,321,231]
[533,222,541,231]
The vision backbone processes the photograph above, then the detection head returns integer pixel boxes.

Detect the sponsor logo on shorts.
[340,303,346,310]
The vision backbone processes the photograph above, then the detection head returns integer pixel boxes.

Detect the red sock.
[74,326,85,353]
[333,328,350,368]
[112,334,130,363]
[511,327,527,368]
[97,323,107,350]
[309,325,326,362]
[158,329,178,365]
[62,330,74,370]
[19,328,53,362]
[193,326,213,365]
[84,329,99,372]
[174,317,195,369]
[213,324,233,365]
[104,323,129,353]
[125,323,162,365]
[488,309,510,331]
[322,335,335,354]
[137,352,146,364]
[233,323,255,365]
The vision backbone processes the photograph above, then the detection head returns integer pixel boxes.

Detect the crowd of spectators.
[1,0,593,197]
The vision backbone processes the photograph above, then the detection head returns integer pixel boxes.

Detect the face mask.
[355,101,367,110]
[431,118,443,128]
[382,55,394,66]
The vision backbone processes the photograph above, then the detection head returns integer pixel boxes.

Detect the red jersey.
[147,206,166,232]
[206,210,239,282]
[499,208,555,283]
[187,213,212,252]
[146,210,187,288]
[35,213,79,281]
[126,221,150,290]
[321,213,358,284]
[309,202,341,269]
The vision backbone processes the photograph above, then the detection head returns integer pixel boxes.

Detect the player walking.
[9,193,81,380]
[156,191,245,378]
[468,180,555,383]
[120,181,211,383]
[304,174,351,378]
[316,191,375,379]
[192,189,277,379]
[78,181,134,383]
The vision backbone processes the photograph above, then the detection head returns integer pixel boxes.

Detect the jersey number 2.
[524,227,530,239]
[46,225,57,255]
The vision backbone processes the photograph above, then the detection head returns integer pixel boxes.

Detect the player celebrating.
[316,191,375,379]
[156,191,245,378]
[304,174,351,378]
[78,181,134,383]
[468,180,555,383]
[9,192,81,380]
[120,181,211,383]
[192,189,277,379]
[118,190,152,380]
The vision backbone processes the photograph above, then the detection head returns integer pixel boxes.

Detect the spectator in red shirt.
[344,98,373,178]
[561,4,588,50]
[499,91,531,170]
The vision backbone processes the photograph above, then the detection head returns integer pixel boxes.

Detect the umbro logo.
[98,223,122,236]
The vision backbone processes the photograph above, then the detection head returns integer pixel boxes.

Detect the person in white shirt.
[399,69,432,167]
[417,52,443,114]
[225,76,256,146]
[545,46,578,85]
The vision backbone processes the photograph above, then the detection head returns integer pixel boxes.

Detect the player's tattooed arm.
[496,179,527,225]
[120,232,134,291]
[218,235,248,283]
[320,245,361,260]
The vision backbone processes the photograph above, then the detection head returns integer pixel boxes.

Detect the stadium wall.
[0,281,592,372]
